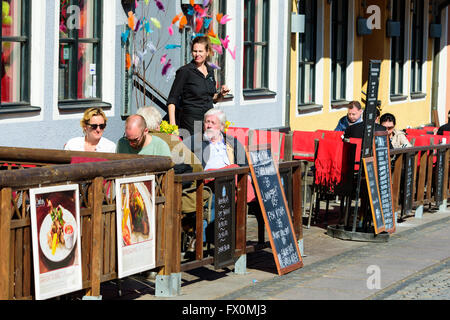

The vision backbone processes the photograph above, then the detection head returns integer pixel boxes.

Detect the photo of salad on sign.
[30,184,83,300]
[32,189,80,272]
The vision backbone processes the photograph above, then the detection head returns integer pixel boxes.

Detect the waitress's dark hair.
[380,113,396,126]
[191,35,213,62]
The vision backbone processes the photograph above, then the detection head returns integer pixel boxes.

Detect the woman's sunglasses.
[87,123,106,130]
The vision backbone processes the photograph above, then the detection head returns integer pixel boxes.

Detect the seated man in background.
[335,101,363,131]
[116,114,171,157]
[437,110,450,136]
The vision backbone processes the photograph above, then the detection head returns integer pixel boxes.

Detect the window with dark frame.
[59,0,105,109]
[0,0,33,111]
[410,0,424,95]
[390,0,406,99]
[331,0,348,103]
[298,0,316,106]
[243,0,271,95]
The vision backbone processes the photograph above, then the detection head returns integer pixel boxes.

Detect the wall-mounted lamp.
[429,23,442,38]
[386,20,401,37]
[357,17,372,36]
[291,13,305,33]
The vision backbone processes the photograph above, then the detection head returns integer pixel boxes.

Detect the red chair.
[348,137,362,171]
[316,129,344,140]
[443,131,450,136]
[250,129,286,161]
[405,128,429,136]
[226,126,250,147]
[292,130,323,161]
[422,126,438,133]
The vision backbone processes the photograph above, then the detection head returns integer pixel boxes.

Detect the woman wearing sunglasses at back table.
[64,107,116,153]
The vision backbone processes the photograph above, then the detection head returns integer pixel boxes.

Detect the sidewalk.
[100,205,450,300]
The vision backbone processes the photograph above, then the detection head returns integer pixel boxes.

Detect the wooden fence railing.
[0,148,173,300]
[0,140,450,299]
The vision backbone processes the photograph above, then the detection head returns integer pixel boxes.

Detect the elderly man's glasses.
[87,123,106,130]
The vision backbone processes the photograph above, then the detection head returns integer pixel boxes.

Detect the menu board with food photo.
[30,184,82,300]
[115,175,156,278]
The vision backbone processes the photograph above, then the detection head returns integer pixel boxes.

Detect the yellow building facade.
[289,0,449,132]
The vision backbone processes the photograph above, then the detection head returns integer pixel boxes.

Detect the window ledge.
[58,100,112,111]
[243,89,277,98]
[331,100,351,108]
[390,94,408,102]
[410,92,426,100]
[0,105,41,115]
[298,104,323,114]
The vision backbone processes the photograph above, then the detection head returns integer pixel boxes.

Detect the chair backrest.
[316,129,344,140]
[250,129,286,161]
[443,131,450,136]
[292,130,323,161]
[226,126,250,147]
[405,128,430,136]
[348,137,362,171]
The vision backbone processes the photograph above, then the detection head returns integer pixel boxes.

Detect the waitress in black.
[167,35,230,136]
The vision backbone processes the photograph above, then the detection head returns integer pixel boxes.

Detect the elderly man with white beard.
[182,108,248,170]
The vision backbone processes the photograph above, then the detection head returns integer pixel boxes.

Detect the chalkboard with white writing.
[214,176,235,269]
[246,146,303,275]
[434,148,445,207]
[402,152,415,216]
[374,134,396,233]
[363,157,386,234]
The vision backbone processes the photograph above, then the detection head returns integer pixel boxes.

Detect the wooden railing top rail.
[390,143,450,155]
[0,146,150,164]
[174,160,302,183]
[0,157,173,188]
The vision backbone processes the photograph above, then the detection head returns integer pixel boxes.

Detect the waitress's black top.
[167,60,216,135]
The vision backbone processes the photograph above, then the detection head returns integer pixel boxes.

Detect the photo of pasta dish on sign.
[121,183,152,246]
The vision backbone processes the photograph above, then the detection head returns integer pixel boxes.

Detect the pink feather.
[220,35,230,49]
[168,24,174,36]
[212,44,223,54]
[227,46,236,60]
[162,59,172,76]
[220,15,232,24]
[160,54,167,65]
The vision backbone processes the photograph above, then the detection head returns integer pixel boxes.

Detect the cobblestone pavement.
[367,258,450,300]
[98,205,450,300]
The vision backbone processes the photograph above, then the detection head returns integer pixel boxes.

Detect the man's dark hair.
[349,101,362,110]
[380,113,396,126]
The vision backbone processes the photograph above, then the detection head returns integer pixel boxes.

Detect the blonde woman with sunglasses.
[64,107,116,153]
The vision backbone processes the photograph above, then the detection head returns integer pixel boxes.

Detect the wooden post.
[195,180,204,261]
[160,170,175,276]
[392,154,403,213]
[416,151,428,205]
[173,181,182,274]
[0,188,12,300]
[86,177,104,297]
[292,164,303,241]
[443,149,450,203]
[235,173,248,255]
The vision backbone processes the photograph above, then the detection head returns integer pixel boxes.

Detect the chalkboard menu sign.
[246,146,303,275]
[374,134,396,233]
[363,157,386,234]
[361,60,381,158]
[434,148,445,206]
[403,152,415,215]
[214,176,235,269]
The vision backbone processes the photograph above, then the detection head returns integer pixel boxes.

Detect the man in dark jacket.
[335,101,363,131]
[437,111,450,136]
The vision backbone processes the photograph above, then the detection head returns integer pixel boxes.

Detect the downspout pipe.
[285,0,293,128]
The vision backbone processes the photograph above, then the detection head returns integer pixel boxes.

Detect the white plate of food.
[39,204,77,263]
